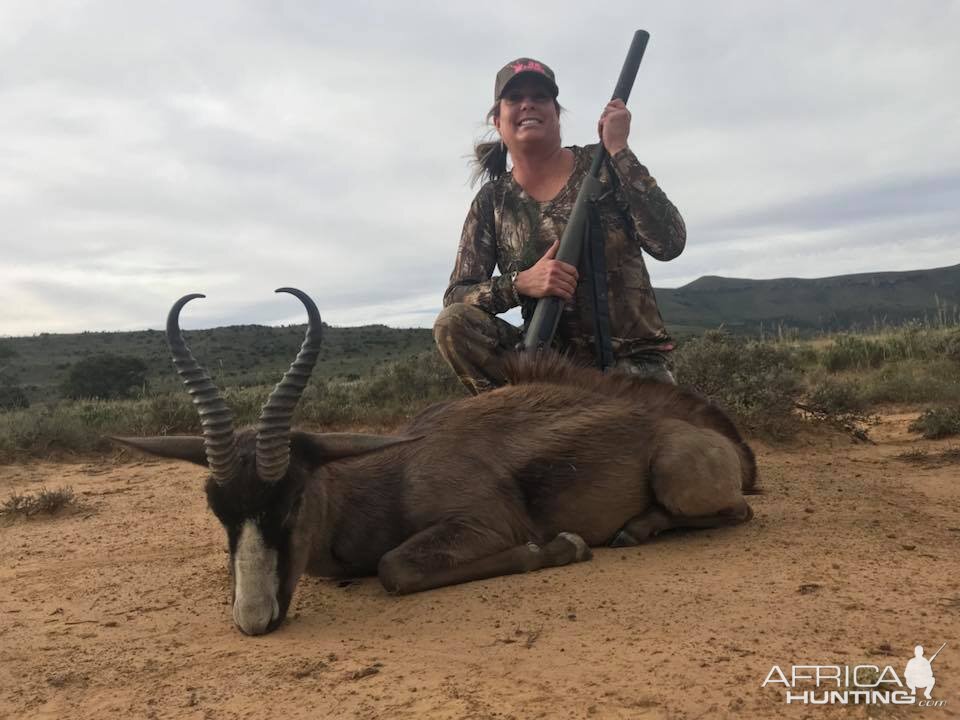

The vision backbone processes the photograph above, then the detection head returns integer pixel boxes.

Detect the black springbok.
[115,288,757,635]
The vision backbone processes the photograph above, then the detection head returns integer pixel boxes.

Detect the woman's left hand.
[598,99,630,155]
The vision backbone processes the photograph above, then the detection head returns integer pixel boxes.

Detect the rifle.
[522,30,651,362]
[929,642,947,664]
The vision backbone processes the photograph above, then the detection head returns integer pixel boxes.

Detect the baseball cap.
[494,58,559,101]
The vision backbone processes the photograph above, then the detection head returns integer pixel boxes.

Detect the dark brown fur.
[501,352,758,493]
[121,352,759,633]
[299,352,758,595]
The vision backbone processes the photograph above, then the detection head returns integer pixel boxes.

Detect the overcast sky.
[2,0,958,335]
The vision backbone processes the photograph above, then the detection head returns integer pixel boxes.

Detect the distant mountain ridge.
[655,263,960,333]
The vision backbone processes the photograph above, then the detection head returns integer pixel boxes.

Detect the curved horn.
[167,294,240,484]
[256,288,323,483]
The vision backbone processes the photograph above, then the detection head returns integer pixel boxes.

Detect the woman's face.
[494,77,560,151]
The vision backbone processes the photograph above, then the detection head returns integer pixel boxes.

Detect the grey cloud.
[2,1,958,335]
[655,214,959,288]
[707,170,960,235]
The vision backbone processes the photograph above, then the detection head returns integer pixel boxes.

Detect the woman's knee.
[433,303,495,343]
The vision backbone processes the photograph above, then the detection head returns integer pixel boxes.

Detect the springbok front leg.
[377,521,592,595]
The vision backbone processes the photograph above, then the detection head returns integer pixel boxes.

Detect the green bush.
[944,332,960,364]
[805,377,866,415]
[15,325,960,462]
[0,385,29,411]
[61,354,148,400]
[673,330,804,438]
[909,407,960,439]
[793,344,820,368]
[820,327,960,371]
[856,360,960,405]
[0,403,109,457]
[295,350,465,429]
[147,392,196,433]
[821,335,887,371]
[0,350,466,462]
[802,377,875,438]
[356,350,463,407]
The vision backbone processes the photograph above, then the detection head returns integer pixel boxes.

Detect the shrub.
[673,330,804,438]
[821,335,887,371]
[356,350,463,407]
[294,350,465,430]
[801,377,875,438]
[1,486,75,517]
[909,407,960,440]
[0,385,29,411]
[895,446,960,466]
[61,354,148,400]
[141,392,198,435]
[820,327,960,372]
[895,447,929,464]
[805,378,866,415]
[944,332,960,364]
[857,360,960,405]
[793,345,820,368]
[0,350,466,462]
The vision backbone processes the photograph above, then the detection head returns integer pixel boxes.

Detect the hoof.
[557,532,592,562]
[609,529,640,548]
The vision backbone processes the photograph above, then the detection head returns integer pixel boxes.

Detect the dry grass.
[1,486,76,518]
[894,445,960,467]
[895,447,930,464]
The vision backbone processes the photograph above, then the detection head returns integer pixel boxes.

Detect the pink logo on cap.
[512,60,545,75]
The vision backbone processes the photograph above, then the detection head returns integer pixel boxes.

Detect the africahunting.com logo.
[762,642,947,707]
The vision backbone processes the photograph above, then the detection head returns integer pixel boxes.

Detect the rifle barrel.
[929,642,947,663]
[523,30,651,353]
[612,30,650,104]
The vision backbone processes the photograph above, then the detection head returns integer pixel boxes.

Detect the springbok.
[115,288,757,635]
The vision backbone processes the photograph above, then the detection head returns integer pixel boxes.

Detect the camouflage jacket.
[443,145,686,359]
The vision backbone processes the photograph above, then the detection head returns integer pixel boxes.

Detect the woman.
[435,57,686,394]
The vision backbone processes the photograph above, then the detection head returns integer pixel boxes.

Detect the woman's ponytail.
[470,103,507,186]
[471,139,507,185]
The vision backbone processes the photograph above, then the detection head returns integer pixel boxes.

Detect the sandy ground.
[1,412,958,720]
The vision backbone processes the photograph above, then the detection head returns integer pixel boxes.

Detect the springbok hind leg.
[611,422,754,547]
[610,504,753,547]
[378,522,592,595]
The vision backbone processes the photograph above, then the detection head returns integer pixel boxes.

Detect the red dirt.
[1,412,958,719]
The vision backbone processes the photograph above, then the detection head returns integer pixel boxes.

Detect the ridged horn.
[167,294,240,484]
[256,288,323,483]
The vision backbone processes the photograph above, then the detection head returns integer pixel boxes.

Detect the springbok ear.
[290,431,422,467]
[110,436,209,467]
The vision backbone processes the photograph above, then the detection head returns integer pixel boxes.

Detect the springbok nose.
[233,595,280,635]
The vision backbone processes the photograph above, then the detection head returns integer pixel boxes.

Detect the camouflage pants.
[434,303,675,396]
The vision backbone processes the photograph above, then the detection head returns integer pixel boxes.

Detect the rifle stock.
[523,29,650,354]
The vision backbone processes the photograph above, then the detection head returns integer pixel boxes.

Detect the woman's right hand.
[514,240,579,302]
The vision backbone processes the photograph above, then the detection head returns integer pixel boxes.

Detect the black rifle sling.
[585,200,615,371]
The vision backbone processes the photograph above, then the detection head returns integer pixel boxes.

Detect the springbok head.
[115,288,413,635]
